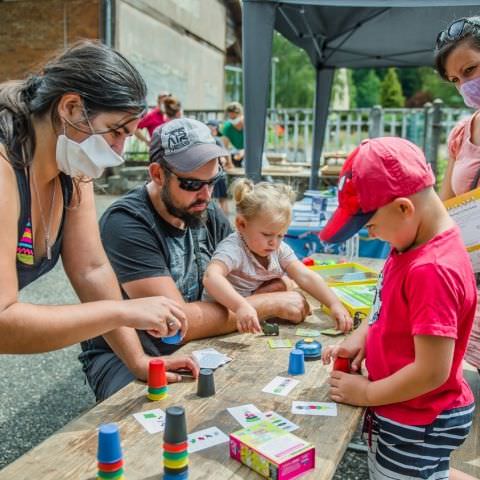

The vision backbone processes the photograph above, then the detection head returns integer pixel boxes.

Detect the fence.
[124,102,473,174]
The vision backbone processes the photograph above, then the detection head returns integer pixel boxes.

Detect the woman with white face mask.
[436,17,480,376]
[0,41,198,386]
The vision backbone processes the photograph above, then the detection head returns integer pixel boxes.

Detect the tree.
[418,67,464,107]
[380,68,405,107]
[354,69,381,107]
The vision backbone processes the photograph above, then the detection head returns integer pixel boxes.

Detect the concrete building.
[0,0,242,109]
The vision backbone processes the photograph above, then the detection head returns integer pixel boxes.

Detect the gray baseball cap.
[150,118,229,173]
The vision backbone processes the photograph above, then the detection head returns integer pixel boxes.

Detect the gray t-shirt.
[81,185,232,357]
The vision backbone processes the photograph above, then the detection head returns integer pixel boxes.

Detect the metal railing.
[124,102,473,171]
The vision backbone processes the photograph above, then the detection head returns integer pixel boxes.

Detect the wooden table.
[0,258,372,480]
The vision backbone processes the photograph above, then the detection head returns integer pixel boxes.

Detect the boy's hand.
[236,304,262,334]
[329,371,370,406]
[329,302,353,332]
[322,342,365,373]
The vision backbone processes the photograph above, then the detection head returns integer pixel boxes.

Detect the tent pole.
[243,1,276,182]
[310,67,335,190]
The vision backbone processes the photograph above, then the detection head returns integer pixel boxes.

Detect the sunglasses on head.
[163,163,224,192]
[436,18,480,50]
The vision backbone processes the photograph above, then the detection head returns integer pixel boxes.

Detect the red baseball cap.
[320,137,435,243]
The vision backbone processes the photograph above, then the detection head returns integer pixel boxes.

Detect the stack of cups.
[97,423,125,480]
[196,368,215,398]
[148,359,168,401]
[163,406,189,480]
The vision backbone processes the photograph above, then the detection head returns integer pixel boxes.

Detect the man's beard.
[161,181,208,228]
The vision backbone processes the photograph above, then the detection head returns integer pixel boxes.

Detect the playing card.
[295,328,321,337]
[188,426,229,453]
[268,339,292,349]
[192,348,232,369]
[133,408,166,434]
[291,401,338,416]
[264,411,299,432]
[227,404,265,427]
[320,328,344,337]
[262,376,299,396]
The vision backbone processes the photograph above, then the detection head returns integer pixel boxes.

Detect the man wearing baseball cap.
[81,118,310,401]
[321,137,476,480]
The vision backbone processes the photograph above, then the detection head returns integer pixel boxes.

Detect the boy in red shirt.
[321,137,476,480]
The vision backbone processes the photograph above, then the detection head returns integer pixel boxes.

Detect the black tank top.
[15,167,73,290]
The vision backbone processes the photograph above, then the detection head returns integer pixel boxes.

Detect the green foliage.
[380,68,405,107]
[418,67,464,107]
[272,33,315,108]
[353,69,381,107]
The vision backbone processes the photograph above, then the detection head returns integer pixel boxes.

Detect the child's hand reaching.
[235,303,262,334]
[329,302,353,332]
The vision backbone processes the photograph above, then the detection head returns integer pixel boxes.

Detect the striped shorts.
[362,404,475,480]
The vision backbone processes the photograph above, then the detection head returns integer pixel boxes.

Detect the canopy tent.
[242,0,480,187]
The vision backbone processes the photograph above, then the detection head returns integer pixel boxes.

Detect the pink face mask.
[460,76,480,109]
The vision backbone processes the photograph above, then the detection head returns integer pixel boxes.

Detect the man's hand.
[329,371,370,406]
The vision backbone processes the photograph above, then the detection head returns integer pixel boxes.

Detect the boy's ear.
[394,197,415,216]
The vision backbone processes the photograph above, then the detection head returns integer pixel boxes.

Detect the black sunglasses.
[436,18,480,49]
[163,163,224,192]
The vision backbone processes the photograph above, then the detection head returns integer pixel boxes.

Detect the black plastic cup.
[197,368,215,398]
[163,406,187,444]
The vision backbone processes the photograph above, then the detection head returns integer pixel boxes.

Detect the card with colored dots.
[262,376,299,396]
[133,408,166,434]
[227,404,265,427]
[188,426,229,453]
[264,411,299,432]
[291,401,337,416]
[295,328,321,337]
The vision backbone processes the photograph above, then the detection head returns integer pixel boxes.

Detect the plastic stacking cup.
[164,406,187,444]
[197,368,215,398]
[162,331,183,344]
[288,349,305,375]
[149,359,167,387]
[333,356,351,373]
[97,423,123,464]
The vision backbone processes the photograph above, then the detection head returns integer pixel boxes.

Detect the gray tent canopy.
[242,0,480,188]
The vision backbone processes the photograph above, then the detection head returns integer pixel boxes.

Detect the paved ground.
[0,194,370,477]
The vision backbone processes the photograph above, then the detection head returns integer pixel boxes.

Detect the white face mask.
[56,131,124,178]
[231,116,242,126]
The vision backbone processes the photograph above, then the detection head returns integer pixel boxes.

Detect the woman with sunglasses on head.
[0,40,198,392]
[436,17,480,380]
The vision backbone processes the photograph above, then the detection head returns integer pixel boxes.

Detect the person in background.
[435,16,480,377]
[222,102,244,167]
[206,119,232,215]
[134,91,170,145]
[163,96,183,122]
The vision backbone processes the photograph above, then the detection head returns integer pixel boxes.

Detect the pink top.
[448,112,480,195]
[366,227,476,425]
[137,108,167,136]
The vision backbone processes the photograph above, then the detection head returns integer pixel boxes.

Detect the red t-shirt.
[137,108,167,136]
[366,227,476,425]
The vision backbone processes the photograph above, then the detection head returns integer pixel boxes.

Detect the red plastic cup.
[302,257,314,266]
[333,356,351,373]
[148,359,167,388]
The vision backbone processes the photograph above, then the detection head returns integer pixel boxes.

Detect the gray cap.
[150,118,229,173]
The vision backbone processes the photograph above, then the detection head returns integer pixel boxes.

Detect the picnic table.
[1,255,478,479]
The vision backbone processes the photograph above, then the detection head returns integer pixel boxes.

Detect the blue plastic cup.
[288,349,305,375]
[162,331,183,345]
[97,423,122,464]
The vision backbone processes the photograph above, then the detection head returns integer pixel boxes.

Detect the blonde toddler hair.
[232,179,296,226]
